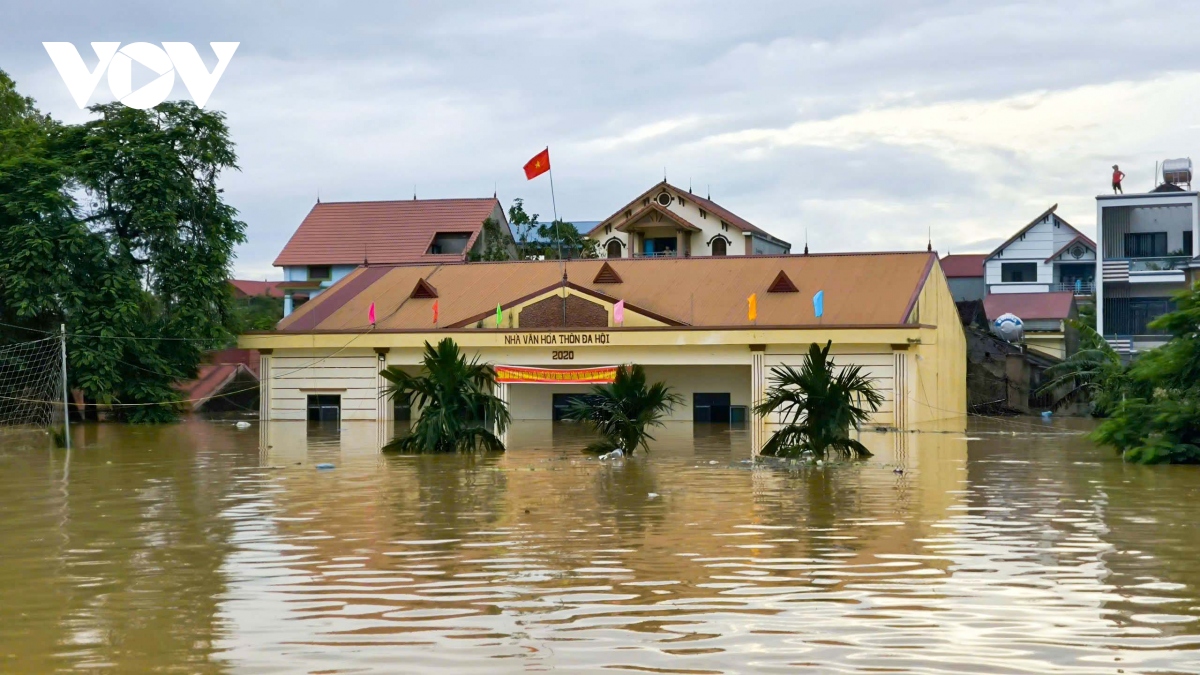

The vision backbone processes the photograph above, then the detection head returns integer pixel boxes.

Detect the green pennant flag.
[496,303,502,327]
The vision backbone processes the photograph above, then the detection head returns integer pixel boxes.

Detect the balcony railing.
[1126,256,1191,273]
[631,250,683,258]
[1052,281,1095,295]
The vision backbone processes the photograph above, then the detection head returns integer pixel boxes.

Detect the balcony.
[1127,256,1191,272]
[1052,281,1095,295]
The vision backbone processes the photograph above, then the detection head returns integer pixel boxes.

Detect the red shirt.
[1113,170,1124,183]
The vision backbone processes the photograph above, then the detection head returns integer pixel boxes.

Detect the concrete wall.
[262,348,382,421]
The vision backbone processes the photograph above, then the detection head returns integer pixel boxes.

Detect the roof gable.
[588,180,780,241]
[986,205,1095,261]
[939,254,987,278]
[273,197,506,267]
[1045,234,1097,263]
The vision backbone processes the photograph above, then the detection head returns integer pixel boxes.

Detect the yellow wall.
[907,261,967,430]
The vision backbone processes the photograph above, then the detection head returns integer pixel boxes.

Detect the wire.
[0,319,235,343]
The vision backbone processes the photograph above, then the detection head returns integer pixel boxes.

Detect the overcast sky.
[5,1,1200,279]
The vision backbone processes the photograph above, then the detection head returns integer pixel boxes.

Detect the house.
[940,254,987,302]
[239,251,967,450]
[584,181,791,258]
[985,204,1097,298]
[273,198,513,316]
[229,280,284,299]
[1096,179,1200,354]
[983,292,1078,360]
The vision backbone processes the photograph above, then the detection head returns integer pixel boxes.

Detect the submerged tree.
[563,364,682,455]
[1036,319,1129,415]
[381,338,510,453]
[1093,283,1200,464]
[0,70,246,422]
[754,340,883,459]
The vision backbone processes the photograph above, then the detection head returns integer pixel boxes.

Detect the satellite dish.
[992,313,1024,342]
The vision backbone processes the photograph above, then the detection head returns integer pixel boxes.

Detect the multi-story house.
[1096,165,1198,354]
[983,204,1097,296]
[585,181,791,258]
[273,197,512,316]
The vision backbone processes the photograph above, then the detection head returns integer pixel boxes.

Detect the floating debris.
[316,463,335,470]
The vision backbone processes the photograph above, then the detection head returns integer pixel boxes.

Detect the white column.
[283,293,294,317]
[494,382,510,447]
[258,351,271,421]
[1096,201,1104,335]
[750,350,765,456]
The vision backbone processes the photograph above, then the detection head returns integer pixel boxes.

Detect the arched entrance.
[711,237,727,256]
[606,239,623,258]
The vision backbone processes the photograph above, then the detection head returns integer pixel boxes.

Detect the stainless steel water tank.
[1162,158,1192,185]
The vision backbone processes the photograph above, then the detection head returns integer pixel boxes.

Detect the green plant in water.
[1036,318,1129,416]
[1093,282,1200,464]
[563,364,682,454]
[381,338,509,453]
[753,340,883,459]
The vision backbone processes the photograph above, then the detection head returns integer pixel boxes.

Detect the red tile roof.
[587,181,785,243]
[939,254,987,278]
[273,198,505,267]
[229,280,284,298]
[983,292,1076,321]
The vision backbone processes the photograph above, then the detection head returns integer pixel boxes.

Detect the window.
[656,192,672,206]
[644,237,677,256]
[1124,232,1168,258]
[308,265,332,280]
[1001,262,1038,283]
[711,238,727,256]
[427,232,472,255]
[1184,231,1193,256]
[606,239,622,258]
[306,394,340,422]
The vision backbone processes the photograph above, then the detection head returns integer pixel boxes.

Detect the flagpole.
[546,146,563,262]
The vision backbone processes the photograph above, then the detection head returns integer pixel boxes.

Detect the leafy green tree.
[1036,319,1129,415]
[563,364,682,454]
[468,217,513,262]
[1093,283,1200,463]
[508,198,539,259]
[754,341,883,459]
[0,70,246,422]
[537,219,598,259]
[381,338,510,453]
[228,293,284,336]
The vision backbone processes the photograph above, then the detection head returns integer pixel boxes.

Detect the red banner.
[495,365,616,384]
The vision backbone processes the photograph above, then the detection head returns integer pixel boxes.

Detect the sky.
[5,0,1200,279]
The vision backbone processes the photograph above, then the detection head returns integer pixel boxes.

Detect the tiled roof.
[939,254,987,278]
[587,181,785,242]
[986,205,1095,261]
[273,198,504,266]
[983,292,1076,322]
[275,251,938,332]
[229,280,284,298]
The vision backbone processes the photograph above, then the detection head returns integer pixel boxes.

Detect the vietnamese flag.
[524,148,550,180]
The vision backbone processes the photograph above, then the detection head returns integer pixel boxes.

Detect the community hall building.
[241,251,967,449]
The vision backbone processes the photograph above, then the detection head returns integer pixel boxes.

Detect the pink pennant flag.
[613,299,625,325]
[368,301,376,325]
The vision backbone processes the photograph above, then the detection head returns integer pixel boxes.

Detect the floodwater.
[1,419,1199,674]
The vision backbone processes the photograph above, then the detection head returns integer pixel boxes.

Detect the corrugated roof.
[939,254,987,278]
[273,198,504,267]
[983,292,1075,321]
[276,251,939,333]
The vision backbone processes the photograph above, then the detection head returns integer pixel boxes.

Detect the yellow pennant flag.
[748,293,757,321]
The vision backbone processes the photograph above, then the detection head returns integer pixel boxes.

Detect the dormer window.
[427,232,472,255]
[308,265,331,280]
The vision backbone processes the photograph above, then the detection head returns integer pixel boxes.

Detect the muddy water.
[1,418,1199,674]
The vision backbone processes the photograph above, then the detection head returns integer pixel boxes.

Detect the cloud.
[4,1,1200,276]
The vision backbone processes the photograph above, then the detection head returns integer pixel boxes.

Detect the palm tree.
[381,338,510,453]
[1036,319,1127,415]
[753,340,883,459]
[563,364,682,454]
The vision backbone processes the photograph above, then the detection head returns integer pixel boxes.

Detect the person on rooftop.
[1112,165,1125,194]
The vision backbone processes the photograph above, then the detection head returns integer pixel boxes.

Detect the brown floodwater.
[1,418,1199,674]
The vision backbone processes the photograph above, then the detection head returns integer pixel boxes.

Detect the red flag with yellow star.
[523,148,550,180]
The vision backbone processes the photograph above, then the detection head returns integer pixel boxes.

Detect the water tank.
[1162,158,1192,186]
[992,313,1024,343]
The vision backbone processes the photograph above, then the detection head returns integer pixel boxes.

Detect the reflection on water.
[1,418,1199,673]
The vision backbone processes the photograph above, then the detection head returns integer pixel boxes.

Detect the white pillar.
[750,349,765,456]
[283,293,294,317]
[494,382,510,447]
[1095,201,1104,335]
[258,350,271,421]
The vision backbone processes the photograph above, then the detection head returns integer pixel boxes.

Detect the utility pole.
[61,324,70,451]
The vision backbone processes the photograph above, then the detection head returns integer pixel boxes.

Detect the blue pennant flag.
[813,290,824,318]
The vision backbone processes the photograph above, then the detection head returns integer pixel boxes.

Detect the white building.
[1096,182,1200,353]
[585,181,791,258]
[984,204,1097,296]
